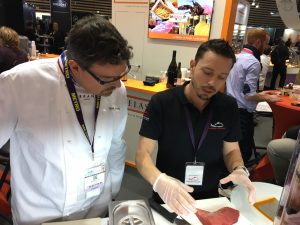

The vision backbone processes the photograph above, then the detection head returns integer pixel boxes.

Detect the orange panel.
[221,0,239,44]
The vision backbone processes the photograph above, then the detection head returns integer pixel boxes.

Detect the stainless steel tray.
[109,200,155,225]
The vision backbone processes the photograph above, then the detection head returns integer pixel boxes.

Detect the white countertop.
[231,182,283,225]
[44,182,284,225]
[43,197,252,225]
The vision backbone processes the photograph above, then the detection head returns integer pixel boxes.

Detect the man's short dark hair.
[66,16,133,69]
[194,39,236,66]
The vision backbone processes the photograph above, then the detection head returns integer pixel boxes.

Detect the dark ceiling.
[245,0,300,29]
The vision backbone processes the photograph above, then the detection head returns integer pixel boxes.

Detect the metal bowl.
[109,200,155,225]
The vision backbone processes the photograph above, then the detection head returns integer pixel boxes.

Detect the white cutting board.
[152,197,252,225]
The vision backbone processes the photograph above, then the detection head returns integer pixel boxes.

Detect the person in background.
[267,125,300,186]
[0,26,28,73]
[49,21,66,54]
[285,38,292,48]
[136,39,255,216]
[35,21,44,53]
[36,18,45,35]
[0,16,132,225]
[270,39,290,90]
[226,29,282,163]
[24,21,36,41]
[295,40,300,55]
[258,46,272,91]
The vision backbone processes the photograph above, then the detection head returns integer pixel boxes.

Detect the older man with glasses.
[0,16,133,225]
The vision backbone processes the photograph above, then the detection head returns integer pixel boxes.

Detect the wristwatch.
[233,165,250,177]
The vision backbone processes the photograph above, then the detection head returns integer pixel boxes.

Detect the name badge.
[84,163,105,198]
[184,162,205,186]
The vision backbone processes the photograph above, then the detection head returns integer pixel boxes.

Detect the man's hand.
[265,94,282,103]
[153,173,197,216]
[219,169,256,204]
[260,91,282,102]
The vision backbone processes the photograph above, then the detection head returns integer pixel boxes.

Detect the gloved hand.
[219,169,256,204]
[153,173,197,215]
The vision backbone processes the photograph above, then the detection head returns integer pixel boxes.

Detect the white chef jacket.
[259,54,271,91]
[0,57,127,225]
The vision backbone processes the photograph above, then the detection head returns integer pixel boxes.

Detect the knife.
[148,198,191,225]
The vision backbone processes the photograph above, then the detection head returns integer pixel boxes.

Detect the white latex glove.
[219,169,256,204]
[153,173,197,215]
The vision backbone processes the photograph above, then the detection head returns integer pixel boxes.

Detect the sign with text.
[51,0,70,13]
[51,0,71,36]
[127,95,149,115]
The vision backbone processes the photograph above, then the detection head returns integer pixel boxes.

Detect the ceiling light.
[256,3,259,8]
[251,1,255,6]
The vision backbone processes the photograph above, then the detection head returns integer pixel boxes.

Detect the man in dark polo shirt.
[135,39,255,216]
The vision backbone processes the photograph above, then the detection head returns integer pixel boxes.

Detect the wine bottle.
[186,17,194,35]
[175,62,182,86]
[166,50,178,88]
[177,62,182,79]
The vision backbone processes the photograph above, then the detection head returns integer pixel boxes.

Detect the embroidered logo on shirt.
[78,94,95,100]
[143,111,150,121]
[243,83,251,95]
[209,122,225,130]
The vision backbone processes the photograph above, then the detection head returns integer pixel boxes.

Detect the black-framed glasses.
[86,64,131,85]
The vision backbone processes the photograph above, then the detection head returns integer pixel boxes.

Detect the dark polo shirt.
[139,82,241,202]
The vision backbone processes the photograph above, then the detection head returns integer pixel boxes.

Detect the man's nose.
[112,79,121,88]
[207,77,217,86]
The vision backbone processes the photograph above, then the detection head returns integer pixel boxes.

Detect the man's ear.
[68,59,81,75]
[253,39,262,48]
[190,59,196,75]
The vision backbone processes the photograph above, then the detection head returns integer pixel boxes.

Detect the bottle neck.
[171,51,176,62]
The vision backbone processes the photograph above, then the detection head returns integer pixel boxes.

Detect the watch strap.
[233,165,250,177]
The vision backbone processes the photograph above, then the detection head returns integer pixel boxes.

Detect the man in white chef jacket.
[0,16,133,225]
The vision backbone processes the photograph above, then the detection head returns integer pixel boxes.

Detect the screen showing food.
[148,0,214,42]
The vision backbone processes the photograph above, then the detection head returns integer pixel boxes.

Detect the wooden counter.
[39,53,59,59]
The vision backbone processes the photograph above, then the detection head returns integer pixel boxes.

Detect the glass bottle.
[175,62,182,86]
[166,50,178,88]
[186,16,194,35]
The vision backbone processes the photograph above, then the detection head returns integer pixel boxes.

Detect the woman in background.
[0,26,28,73]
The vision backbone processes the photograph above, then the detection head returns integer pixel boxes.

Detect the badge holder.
[184,162,205,186]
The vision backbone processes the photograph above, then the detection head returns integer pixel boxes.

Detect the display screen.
[148,0,214,42]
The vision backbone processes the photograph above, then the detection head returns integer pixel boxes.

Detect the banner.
[51,0,71,34]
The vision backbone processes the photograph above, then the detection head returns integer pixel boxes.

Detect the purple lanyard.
[60,53,101,157]
[184,107,213,163]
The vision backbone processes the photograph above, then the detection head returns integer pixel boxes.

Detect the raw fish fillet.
[195,207,240,225]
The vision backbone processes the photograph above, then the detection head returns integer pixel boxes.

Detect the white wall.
[283,29,300,44]
[112,0,227,80]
